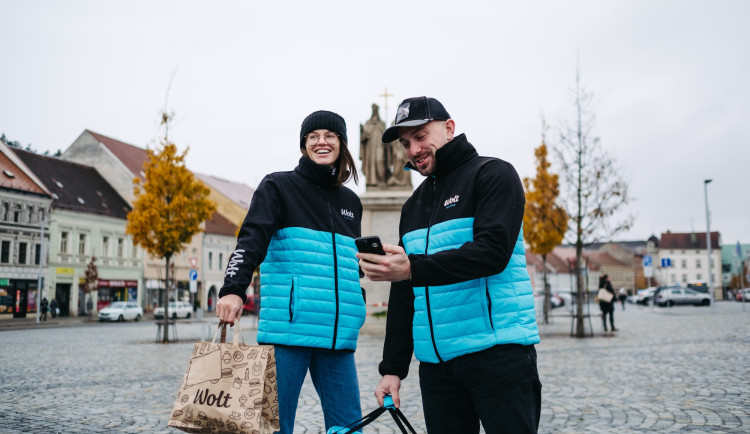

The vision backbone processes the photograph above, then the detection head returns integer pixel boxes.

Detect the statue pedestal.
[359,189,411,336]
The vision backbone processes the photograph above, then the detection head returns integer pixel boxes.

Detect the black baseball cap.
[382,96,451,143]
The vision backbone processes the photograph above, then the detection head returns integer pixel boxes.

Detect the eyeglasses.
[306,132,339,144]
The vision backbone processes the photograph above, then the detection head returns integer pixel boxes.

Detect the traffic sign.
[643,255,652,267]
[189,269,198,281]
[189,257,198,269]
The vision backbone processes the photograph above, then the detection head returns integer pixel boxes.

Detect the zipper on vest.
[327,192,340,350]
[289,280,294,322]
[425,177,444,363]
[486,279,494,330]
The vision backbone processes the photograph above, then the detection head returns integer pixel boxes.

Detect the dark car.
[243,294,260,315]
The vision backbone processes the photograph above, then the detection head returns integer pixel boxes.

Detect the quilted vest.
[256,226,365,351]
[402,217,540,363]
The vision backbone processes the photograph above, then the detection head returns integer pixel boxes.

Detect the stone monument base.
[359,189,411,335]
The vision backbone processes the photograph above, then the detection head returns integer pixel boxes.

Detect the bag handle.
[329,396,417,434]
[212,319,245,346]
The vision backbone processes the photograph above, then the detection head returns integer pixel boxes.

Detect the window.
[18,242,27,264]
[219,253,223,270]
[670,274,676,283]
[681,274,687,283]
[60,232,69,253]
[681,259,687,269]
[696,273,702,281]
[1,240,10,263]
[35,243,41,265]
[102,236,110,257]
[696,259,701,269]
[2,203,8,221]
[78,233,87,255]
[13,210,19,222]
[208,252,213,269]
[117,238,124,257]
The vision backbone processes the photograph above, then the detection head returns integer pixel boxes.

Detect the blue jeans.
[274,345,362,434]
[419,344,542,434]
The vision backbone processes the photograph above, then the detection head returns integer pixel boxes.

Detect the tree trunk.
[542,254,550,324]
[574,240,586,337]
[161,255,171,343]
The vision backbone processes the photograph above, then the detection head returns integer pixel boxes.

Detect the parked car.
[634,287,656,305]
[153,301,193,320]
[735,288,750,302]
[98,301,143,322]
[243,294,260,315]
[656,287,711,307]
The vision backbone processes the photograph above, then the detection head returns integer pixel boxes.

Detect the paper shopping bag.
[168,320,279,433]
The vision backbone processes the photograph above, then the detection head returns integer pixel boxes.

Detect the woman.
[216,110,365,433]
[598,274,617,332]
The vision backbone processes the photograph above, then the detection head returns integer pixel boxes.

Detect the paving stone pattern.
[0,302,748,433]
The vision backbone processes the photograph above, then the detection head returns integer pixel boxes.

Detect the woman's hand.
[216,294,244,325]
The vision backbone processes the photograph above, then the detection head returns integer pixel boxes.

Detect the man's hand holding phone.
[356,236,412,282]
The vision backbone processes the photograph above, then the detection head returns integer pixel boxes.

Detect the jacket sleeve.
[218,175,282,303]
[409,159,525,286]
[378,278,415,380]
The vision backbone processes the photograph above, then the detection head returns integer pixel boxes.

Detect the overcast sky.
[2,1,748,247]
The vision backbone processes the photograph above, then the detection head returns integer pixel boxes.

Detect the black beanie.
[299,110,347,148]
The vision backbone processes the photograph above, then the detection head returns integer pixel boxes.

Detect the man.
[358,96,541,433]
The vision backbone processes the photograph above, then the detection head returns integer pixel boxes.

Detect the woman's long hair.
[334,139,359,186]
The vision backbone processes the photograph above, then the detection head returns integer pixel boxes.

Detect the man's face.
[398,120,455,176]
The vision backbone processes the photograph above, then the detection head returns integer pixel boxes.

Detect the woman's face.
[304,129,341,167]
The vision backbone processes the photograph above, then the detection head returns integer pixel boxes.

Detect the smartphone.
[355,236,386,255]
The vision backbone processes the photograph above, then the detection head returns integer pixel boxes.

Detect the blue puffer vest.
[257,226,365,350]
[403,218,539,363]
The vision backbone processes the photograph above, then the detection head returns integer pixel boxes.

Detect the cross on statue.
[379,87,394,123]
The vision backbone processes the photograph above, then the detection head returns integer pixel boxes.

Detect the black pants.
[419,344,542,434]
[600,302,615,330]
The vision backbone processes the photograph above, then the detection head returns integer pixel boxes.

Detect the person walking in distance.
[599,274,617,332]
[215,110,366,434]
[359,97,542,433]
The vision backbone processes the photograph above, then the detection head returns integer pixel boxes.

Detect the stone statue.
[360,104,387,188]
[360,103,412,190]
[386,135,411,187]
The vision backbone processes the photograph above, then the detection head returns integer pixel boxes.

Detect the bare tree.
[554,64,633,338]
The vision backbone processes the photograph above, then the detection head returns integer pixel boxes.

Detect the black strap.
[330,405,417,434]
[388,408,417,434]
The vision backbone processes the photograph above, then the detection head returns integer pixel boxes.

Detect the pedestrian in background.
[216,110,365,434]
[40,297,49,321]
[360,96,541,434]
[50,298,59,318]
[599,275,617,331]
[618,287,627,310]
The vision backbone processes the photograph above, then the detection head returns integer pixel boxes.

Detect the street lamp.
[704,179,714,307]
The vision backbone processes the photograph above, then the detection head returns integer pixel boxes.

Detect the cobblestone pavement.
[1,302,748,433]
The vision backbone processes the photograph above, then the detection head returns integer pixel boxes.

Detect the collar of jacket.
[404,133,477,178]
[294,156,337,187]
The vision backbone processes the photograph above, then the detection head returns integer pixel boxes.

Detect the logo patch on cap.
[395,103,410,124]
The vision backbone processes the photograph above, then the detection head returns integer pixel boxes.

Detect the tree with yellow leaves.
[126,119,215,343]
[523,120,568,324]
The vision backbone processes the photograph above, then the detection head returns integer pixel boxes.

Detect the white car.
[656,287,711,307]
[98,301,143,322]
[153,301,194,320]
